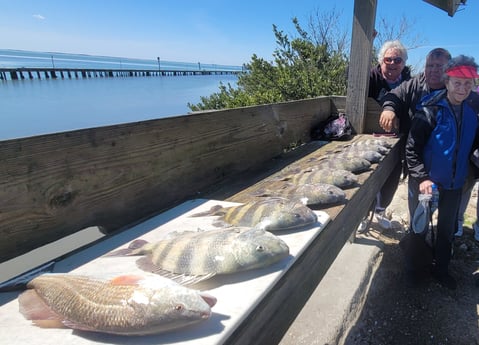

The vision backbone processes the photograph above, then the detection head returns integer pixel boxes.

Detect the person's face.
[380,48,405,81]
[446,77,475,105]
[425,55,449,89]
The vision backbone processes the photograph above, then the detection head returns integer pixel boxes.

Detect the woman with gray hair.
[368,40,411,102]
[405,55,479,290]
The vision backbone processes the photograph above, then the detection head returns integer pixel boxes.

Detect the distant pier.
[0,67,242,81]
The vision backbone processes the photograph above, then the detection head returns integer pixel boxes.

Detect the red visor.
[446,65,479,78]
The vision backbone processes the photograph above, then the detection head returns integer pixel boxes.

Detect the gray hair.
[443,55,479,81]
[378,40,408,62]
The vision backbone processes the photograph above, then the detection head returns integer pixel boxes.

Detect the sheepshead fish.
[112,227,289,285]
[330,149,383,163]
[351,138,393,148]
[251,181,346,208]
[191,197,317,231]
[281,168,358,188]
[312,156,371,173]
[18,273,216,335]
[350,141,390,154]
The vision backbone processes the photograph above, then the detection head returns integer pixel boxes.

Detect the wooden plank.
[0,97,334,263]
[345,0,377,134]
[363,97,384,134]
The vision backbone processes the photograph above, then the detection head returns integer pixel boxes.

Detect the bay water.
[0,49,240,140]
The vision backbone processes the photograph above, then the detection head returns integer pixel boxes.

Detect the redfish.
[18,273,216,336]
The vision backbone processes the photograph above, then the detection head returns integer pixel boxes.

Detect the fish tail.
[18,289,65,328]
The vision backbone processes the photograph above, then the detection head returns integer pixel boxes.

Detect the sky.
[0,0,478,71]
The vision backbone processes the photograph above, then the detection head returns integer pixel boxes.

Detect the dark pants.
[408,177,461,273]
[435,187,462,272]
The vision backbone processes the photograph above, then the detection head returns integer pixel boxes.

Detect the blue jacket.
[406,89,479,190]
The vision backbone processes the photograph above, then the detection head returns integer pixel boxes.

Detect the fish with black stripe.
[250,181,346,208]
[107,227,290,285]
[191,197,318,231]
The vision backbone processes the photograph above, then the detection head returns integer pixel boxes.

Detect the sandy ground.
[344,178,479,345]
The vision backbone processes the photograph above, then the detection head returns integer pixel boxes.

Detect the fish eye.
[174,304,184,311]
[294,213,301,218]
[256,245,265,252]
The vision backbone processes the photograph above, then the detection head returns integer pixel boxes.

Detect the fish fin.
[162,272,217,286]
[189,204,224,217]
[249,189,272,197]
[104,239,150,257]
[109,274,144,286]
[18,290,63,325]
[135,257,216,286]
[33,320,67,328]
[128,239,149,250]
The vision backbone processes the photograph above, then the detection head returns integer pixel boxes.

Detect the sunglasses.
[383,57,403,64]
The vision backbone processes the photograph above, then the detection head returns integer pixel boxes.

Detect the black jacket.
[368,64,412,104]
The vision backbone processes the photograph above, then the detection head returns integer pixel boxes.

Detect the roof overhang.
[423,0,467,17]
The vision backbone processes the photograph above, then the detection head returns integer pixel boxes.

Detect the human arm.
[405,109,433,185]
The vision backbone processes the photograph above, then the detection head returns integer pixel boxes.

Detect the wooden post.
[345,0,377,134]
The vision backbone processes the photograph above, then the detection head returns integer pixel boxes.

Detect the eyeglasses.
[383,57,403,65]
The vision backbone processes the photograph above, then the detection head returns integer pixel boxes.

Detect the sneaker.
[357,218,369,233]
[474,222,479,242]
[432,269,457,290]
[374,209,391,230]
[455,222,463,237]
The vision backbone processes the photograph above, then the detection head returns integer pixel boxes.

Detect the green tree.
[188,9,349,112]
[188,8,422,112]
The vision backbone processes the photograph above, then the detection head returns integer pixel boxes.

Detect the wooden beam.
[0,97,333,263]
[345,0,377,134]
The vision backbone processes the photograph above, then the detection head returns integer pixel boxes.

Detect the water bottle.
[430,183,439,213]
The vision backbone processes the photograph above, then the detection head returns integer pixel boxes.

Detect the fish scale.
[121,227,290,285]
[191,197,318,231]
[19,273,215,335]
[282,168,358,188]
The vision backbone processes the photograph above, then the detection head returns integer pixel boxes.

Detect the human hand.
[419,180,434,195]
[379,110,397,132]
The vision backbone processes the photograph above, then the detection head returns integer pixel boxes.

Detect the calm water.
[0,49,240,140]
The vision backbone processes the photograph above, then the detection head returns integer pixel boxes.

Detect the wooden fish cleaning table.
[0,133,401,345]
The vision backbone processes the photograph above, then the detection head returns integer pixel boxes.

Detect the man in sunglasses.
[369,40,411,102]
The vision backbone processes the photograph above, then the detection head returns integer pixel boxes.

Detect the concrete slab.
[279,234,384,345]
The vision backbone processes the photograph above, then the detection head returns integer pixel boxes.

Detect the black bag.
[311,113,353,141]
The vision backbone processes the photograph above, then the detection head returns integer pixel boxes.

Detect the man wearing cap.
[406,55,479,290]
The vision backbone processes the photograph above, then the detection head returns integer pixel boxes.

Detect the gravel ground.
[344,178,479,345]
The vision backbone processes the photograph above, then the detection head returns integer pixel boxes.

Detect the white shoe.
[455,222,463,237]
[474,222,479,242]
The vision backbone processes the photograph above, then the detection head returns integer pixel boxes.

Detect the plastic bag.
[311,113,353,141]
[411,193,432,235]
